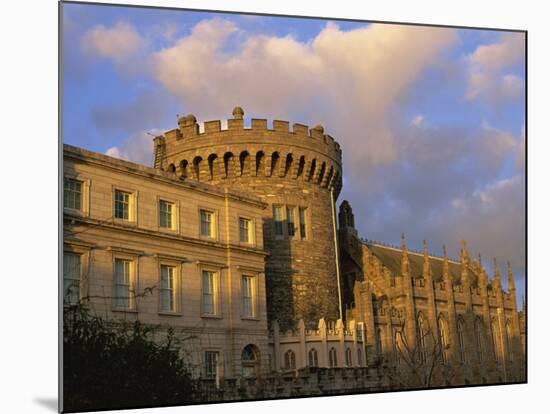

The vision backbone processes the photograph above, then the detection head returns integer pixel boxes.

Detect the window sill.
[112,307,138,314]
[158,311,182,317]
[201,314,223,319]
[113,218,137,227]
[64,207,88,218]
[158,227,180,234]
[241,316,260,321]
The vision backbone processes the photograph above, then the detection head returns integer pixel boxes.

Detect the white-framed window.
[284,349,296,370]
[201,270,218,316]
[239,217,253,243]
[159,200,175,229]
[299,207,307,239]
[160,265,177,313]
[64,178,82,211]
[273,205,283,237]
[329,347,338,367]
[114,258,134,309]
[241,275,255,318]
[286,206,296,237]
[63,252,81,304]
[114,189,136,222]
[204,350,219,380]
[308,348,319,367]
[200,209,215,238]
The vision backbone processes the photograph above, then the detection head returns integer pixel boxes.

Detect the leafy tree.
[63,304,196,412]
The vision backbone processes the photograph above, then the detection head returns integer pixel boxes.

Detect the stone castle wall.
[155,107,343,329]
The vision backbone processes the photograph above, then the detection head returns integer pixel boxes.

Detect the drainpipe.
[330,186,343,321]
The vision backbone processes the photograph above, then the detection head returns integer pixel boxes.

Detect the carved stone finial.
[313,124,324,134]
[232,106,244,120]
[442,244,447,258]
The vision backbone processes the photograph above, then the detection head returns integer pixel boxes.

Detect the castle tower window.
[159,200,174,229]
[113,258,134,309]
[201,270,218,316]
[308,348,319,367]
[63,252,81,305]
[273,206,284,237]
[160,265,176,313]
[200,209,215,238]
[299,207,307,239]
[284,349,296,370]
[64,178,82,211]
[239,217,252,243]
[204,350,219,380]
[329,347,338,367]
[345,347,352,367]
[286,206,296,237]
[241,275,255,318]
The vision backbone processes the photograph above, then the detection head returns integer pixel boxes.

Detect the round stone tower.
[155,107,343,329]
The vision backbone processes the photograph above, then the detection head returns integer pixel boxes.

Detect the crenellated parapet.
[155,107,343,196]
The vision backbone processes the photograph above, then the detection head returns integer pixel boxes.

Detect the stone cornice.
[63,214,267,257]
[63,144,267,209]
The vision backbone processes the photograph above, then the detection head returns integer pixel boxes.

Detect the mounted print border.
[60,1,527,412]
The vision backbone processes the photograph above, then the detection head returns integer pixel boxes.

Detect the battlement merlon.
[158,107,343,166]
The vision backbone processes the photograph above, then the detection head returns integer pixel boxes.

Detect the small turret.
[493,257,502,288]
[507,260,516,292]
[401,233,409,277]
[442,244,451,283]
[422,240,432,279]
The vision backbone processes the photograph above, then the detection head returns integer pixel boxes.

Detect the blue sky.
[62,2,525,304]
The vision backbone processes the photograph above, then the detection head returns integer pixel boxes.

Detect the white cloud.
[411,115,424,126]
[105,129,164,166]
[82,21,142,63]
[465,32,525,103]
[152,19,457,171]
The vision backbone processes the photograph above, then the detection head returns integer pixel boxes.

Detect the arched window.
[475,318,484,362]
[223,152,234,178]
[457,317,466,363]
[329,347,338,367]
[417,313,427,363]
[345,347,352,367]
[284,349,296,370]
[283,153,293,177]
[357,348,363,367]
[393,329,401,365]
[438,316,448,364]
[207,154,217,180]
[376,328,383,356]
[255,151,265,176]
[296,156,306,178]
[270,152,280,177]
[239,151,250,177]
[491,319,501,362]
[308,348,318,367]
[506,321,513,362]
[241,344,259,378]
